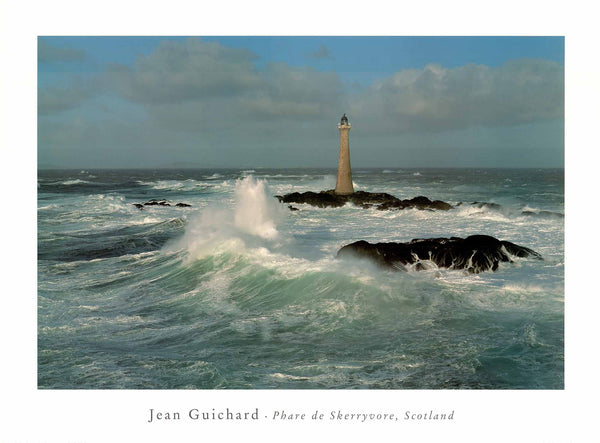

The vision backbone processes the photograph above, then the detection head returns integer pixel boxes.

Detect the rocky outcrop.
[277,191,346,208]
[133,199,192,210]
[337,235,542,273]
[143,199,171,207]
[276,190,452,211]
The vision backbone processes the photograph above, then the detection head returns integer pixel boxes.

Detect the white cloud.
[96,39,345,133]
[37,79,94,114]
[105,38,261,104]
[351,59,563,133]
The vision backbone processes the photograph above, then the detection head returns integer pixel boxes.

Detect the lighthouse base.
[276,190,452,211]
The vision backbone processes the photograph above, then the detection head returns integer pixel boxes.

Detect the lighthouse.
[335,113,354,195]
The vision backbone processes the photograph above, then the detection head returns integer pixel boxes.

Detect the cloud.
[351,59,564,133]
[41,38,563,132]
[37,79,94,114]
[105,38,261,104]
[38,39,86,63]
[242,63,343,120]
[37,38,564,168]
[102,39,345,130]
[307,44,332,60]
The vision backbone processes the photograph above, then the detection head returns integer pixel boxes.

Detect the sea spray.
[233,176,283,240]
[165,176,285,262]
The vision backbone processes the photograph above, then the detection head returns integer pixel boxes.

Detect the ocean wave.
[38,218,186,262]
[136,179,210,192]
[38,178,118,194]
[38,204,59,211]
[62,179,95,185]
[164,176,286,263]
[205,173,223,180]
[452,184,486,193]
[38,168,564,389]
[454,201,563,220]
[42,178,99,186]
[520,205,564,219]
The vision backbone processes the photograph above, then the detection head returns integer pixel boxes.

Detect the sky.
[37,36,564,169]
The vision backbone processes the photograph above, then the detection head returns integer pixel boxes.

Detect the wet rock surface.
[276,190,452,211]
[337,234,542,273]
[133,199,192,210]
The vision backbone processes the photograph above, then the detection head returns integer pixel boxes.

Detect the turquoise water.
[38,168,564,388]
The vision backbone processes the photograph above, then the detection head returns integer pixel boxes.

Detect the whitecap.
[61,179,94,185]
[205,173,222,180]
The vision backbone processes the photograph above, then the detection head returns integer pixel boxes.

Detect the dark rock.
[275,190,452,211]
[337,234,542,273]
[276,191,346,208]
[135,199,191,208]
[288,205,299,211]
[144,199,171,207]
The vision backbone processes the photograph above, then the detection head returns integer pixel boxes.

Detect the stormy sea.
[38,168,564,389]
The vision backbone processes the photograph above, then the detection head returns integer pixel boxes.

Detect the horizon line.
[37,165,565,171]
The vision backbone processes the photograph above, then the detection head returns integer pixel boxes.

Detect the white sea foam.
[137,179,205,191]
[38,204,59,210]
[166,176,285,261]
[60,179,94,185]
[234,176,282,240]
[85,194,130,214]
[453,204,512,222]
[502,283,545,294]
[198,270,243,316]
[291,174,336,192]
[270,373,310,381]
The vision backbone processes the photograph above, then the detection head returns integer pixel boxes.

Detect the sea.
[38,168,564,389]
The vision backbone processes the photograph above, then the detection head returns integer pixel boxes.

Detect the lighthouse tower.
[335,113,354,195]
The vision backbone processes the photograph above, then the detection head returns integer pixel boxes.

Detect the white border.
[2,1,597,441]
